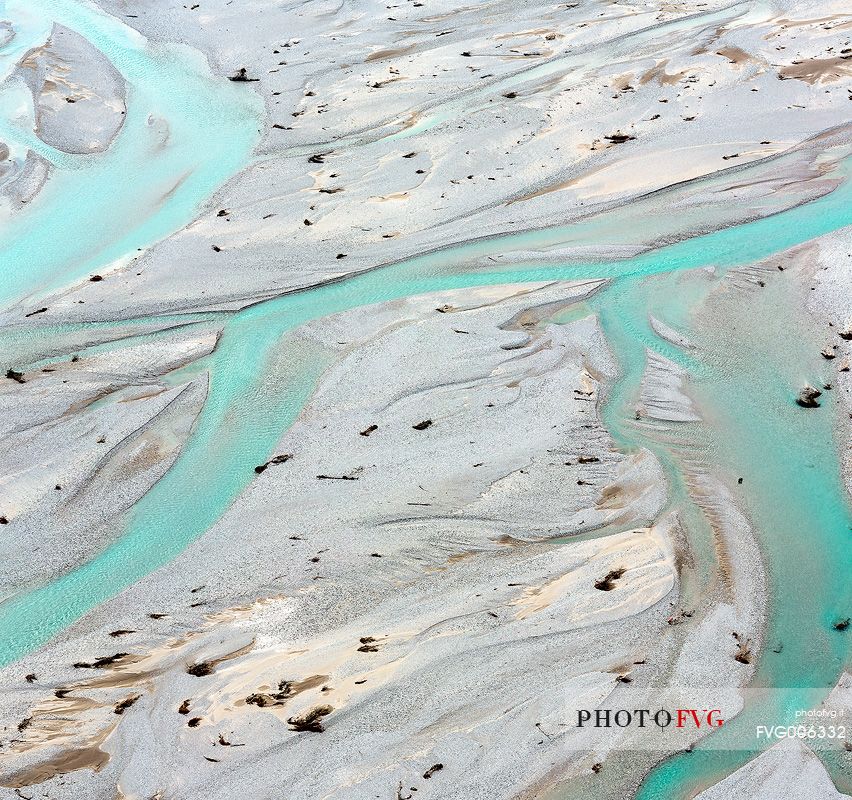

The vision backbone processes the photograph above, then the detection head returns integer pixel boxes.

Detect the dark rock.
[255,453,292,473]
[73,652,129,669]
[24,673,36,683]
[423,763,443,779]
[109,629,135,637]
[89,274,103,282]
[796,386,822,408]
[114,694,140,715]
[187,716,202,727]
[604,132,635,144]
[245,692,282,707]
[178,699,191,715]
[229,68,259,82]
[733,632,752,664]
[594,568,625,591]
[833,618,850,631]
[359,424,378,436]
[6,369,26,384]
[186,661,214,677]
[287,704,332,732]
[412,419,433,430]
[246,679,293,707]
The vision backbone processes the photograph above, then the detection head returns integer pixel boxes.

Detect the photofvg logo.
[561,686,850,752]
[577,707,724,730]
[559,686,740,753]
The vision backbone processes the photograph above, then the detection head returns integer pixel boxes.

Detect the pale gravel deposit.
[2,0,852,320]
[18,23,126,155]
[695,739,852,800]
[0,0,850,799]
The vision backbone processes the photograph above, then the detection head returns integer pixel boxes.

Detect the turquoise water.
[600,273,852,798]
[0,1,850,797]
[0,0,263,307]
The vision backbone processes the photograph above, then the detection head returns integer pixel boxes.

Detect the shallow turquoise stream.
[0,0,263,308]
[0,1,849,797]
[601,274,852,798]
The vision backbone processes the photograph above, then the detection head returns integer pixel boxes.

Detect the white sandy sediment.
[17,23,126,155]
[695,739,852,800]
[0,329,217,598]
[4,0,851,322]
[0,280,769,800]
[0,0,850,798]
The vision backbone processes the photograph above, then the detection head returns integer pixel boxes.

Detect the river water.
[0,0,263,308]
[0,0,849,797]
